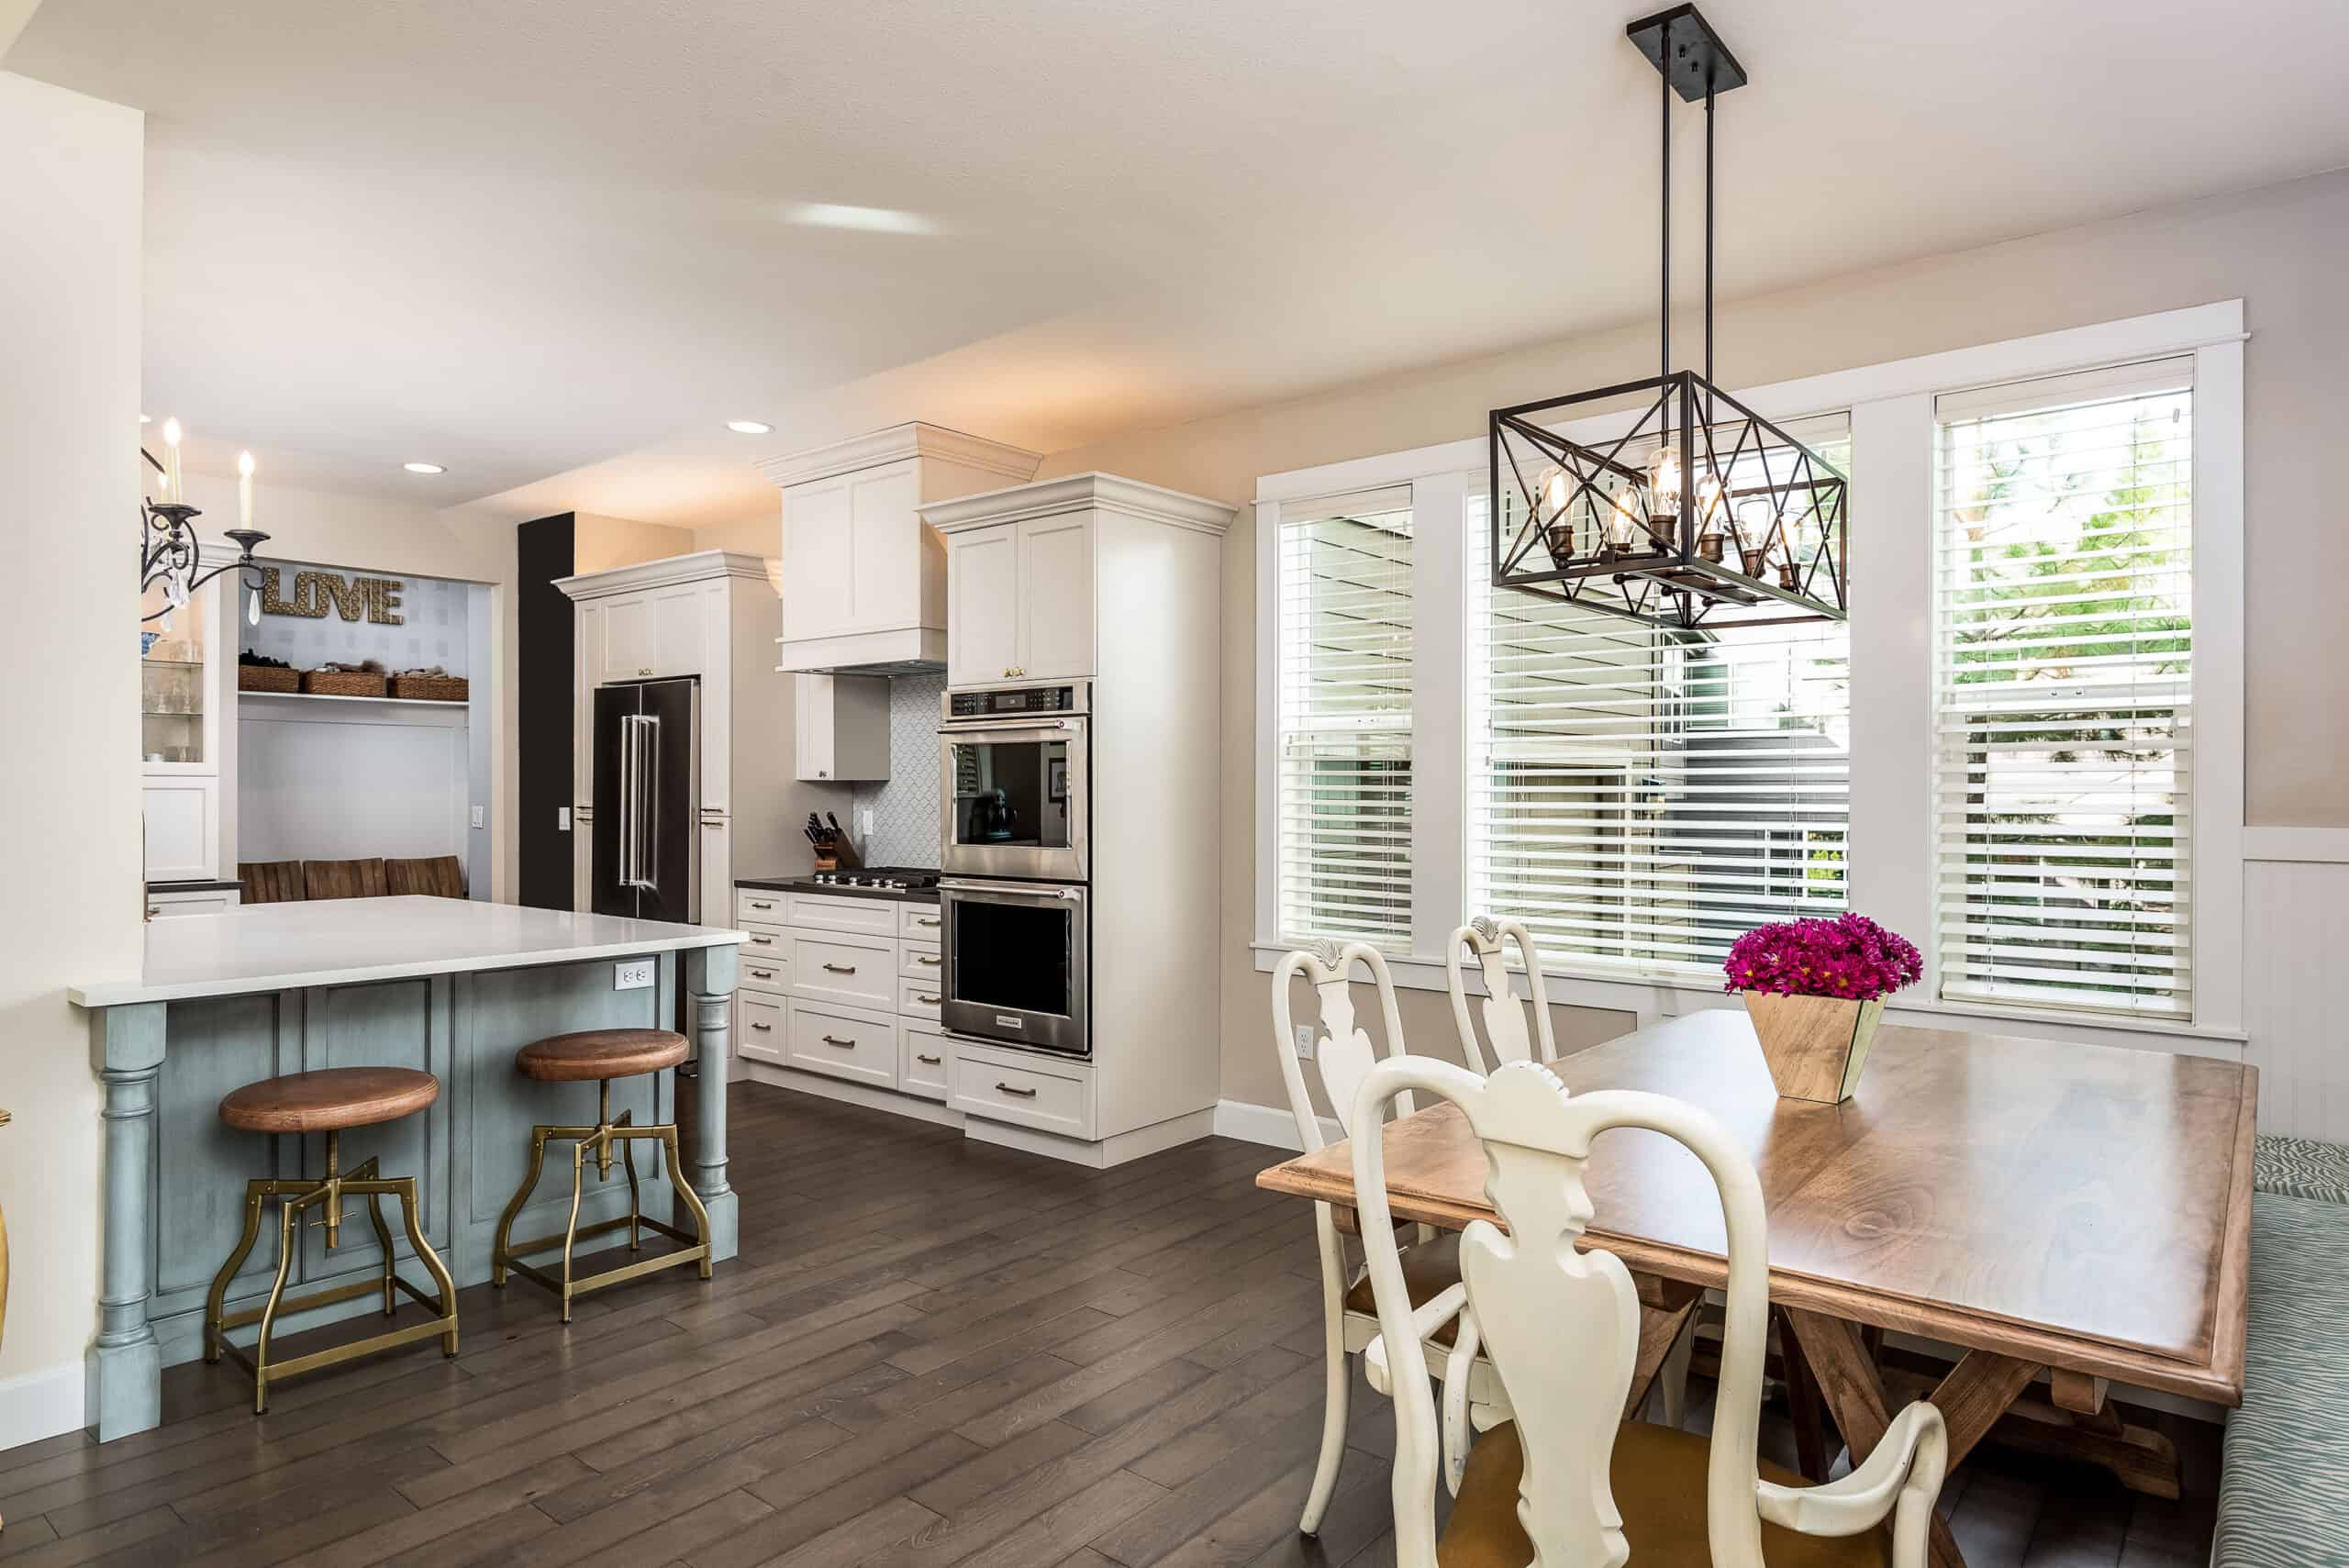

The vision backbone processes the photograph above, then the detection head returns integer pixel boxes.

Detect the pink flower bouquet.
[1723,914,1920,1003]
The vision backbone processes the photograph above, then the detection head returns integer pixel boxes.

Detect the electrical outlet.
[614,958,655,991]
[855,806,875,840]
[1294,1025,1317,1061]
[470,805,485,829]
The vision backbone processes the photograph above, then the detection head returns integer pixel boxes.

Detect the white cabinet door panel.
[785,1000,897,1089]
[947,524,1019,685]
[142,778,217,883]
[780,474,854,643]
[1018,515,1094,679]
[603,594,655,681]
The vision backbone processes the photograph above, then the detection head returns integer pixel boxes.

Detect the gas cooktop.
[809,866,939,893]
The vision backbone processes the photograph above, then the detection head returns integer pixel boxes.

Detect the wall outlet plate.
[470,805,485,829]
[614,958,655,991]
[1294,1025,1317,1061]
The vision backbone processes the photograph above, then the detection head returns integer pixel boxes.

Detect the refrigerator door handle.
[634,714,661,892]
[618,714,637,889]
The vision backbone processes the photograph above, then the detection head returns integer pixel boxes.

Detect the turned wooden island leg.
[88,1002,168,1441]
[685,943,739,1263]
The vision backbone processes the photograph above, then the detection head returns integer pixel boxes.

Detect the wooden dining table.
[1255,1009,2257,1568]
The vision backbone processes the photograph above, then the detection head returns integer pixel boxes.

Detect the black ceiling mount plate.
[1626,4,1748,100]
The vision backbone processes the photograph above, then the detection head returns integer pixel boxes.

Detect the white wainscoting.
[239,702,471,864]
[2242,830,2349,1141]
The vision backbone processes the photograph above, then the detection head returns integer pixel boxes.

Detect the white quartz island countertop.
[70,896,747,1007]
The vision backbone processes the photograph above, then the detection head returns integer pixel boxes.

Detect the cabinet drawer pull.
[995,1082,1039,1098]
[820,1034,856,1048]
[638,667,652,676]
[750,1020,774,1032]
[749,899,774,910]
[821,962,857,974]
[750,934,775,946]
[915,993,940,1006]
[913,954,941,967]
[749,967,776,982]
[917,1052,941,1065]
[914,916,940,928]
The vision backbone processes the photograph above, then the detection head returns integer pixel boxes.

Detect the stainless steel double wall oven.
[938,683,1091,1055]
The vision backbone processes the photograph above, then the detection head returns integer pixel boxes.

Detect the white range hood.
[760,422,1041,674]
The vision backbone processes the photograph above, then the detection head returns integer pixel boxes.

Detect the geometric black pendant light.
[1489,4,1849,630]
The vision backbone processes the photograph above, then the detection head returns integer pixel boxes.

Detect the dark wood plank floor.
[0,1084,2218,1566]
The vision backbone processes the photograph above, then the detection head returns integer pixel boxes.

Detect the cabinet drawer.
[900,1027,952,1102]
[787,929,896,1012]
[740,951,789,996]
[738,994,786,1065]
[739,922,786,962]
[899,942,943,983]
[737,888,787,925]
[952,1051,1092,1140]
[897,977,942,1022]
[785,1001,897,1090]
[898,903,944,941]
[784,893,899,937]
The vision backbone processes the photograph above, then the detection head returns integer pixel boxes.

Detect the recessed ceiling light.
[403,462,446,474]
[780,202,941,237]
[139,413,152,424]
[726,419,774,435]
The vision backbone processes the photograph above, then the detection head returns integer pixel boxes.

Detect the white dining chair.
[1445,917,1560,1073]
[1270,939,1508,1529]
[1445,913,1703,1431]
[1352,1054,1948,1567]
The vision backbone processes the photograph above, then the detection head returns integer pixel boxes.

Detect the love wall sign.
[258,568,406,625]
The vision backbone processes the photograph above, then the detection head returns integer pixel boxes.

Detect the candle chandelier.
[141,418,270,627]
[1489,4,1849,630]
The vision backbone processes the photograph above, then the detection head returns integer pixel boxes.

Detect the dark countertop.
[735,874,941,905]
[147,879,240,894]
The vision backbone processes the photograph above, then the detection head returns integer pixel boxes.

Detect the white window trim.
[1253,300,2247,1056]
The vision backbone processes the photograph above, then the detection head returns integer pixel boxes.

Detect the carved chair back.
[1444,917,1558,1073]
[1269,939,1416,1153]
[1352,1056,1776,1567]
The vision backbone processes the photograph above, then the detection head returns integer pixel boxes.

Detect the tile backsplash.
[850,671,945,868]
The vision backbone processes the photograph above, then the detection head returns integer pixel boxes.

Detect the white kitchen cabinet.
[946,525,1020,684]
[142,777,219,884]
[763,424,1042,673]
[1017,514,1096,681]
[599,581,704,682]
[147,884,240,917]
[941,514,1096,685]
[794,673,889,783]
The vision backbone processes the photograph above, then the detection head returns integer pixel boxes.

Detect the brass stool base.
[202,1140,461,1415]
[489,1084,713,1323]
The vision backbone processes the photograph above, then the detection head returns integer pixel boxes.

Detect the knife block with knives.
[806,810,862,873]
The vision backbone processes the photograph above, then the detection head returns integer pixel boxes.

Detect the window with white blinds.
[1933,360,2194,1018]
[1466,417,1853,976]
[1275,491,1415,950]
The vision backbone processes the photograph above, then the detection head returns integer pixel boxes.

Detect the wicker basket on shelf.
[302,669,388,698]
[388,673,468,702]
[238,665,299,694]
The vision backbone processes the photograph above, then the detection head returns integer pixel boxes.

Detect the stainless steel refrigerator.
[590,678,700,922]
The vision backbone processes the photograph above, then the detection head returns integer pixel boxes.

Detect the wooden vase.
[1741,991,1884,1103]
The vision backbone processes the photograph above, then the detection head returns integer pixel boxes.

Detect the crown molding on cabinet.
[553,549,775,601]
[920,472,1236,537]
[755,422,1043,489]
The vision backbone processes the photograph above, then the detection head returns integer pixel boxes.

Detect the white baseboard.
[1213,1098,1341,1151]
[964,1107,1216,1170]
[0,1361,85,1452]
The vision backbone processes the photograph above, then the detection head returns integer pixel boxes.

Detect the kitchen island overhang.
[72,897,744,1441]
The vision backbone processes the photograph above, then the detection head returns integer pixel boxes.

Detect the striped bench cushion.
[2254,1135,2349,1205]
[2214,1193,2349,1567]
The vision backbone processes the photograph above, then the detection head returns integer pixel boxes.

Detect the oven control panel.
[948,684,1085,718]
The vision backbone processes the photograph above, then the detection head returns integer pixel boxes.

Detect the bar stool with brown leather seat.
[490,1028,713,1320]
[204,1066,461,1413]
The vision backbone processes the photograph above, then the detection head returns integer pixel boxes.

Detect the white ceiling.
[14,0,2348,527]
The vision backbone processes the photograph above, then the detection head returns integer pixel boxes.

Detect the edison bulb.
[1647,445,1683,511]
[1539,465,1570,519]
[1695,469,1724,524]
[1606,484,1641,548]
